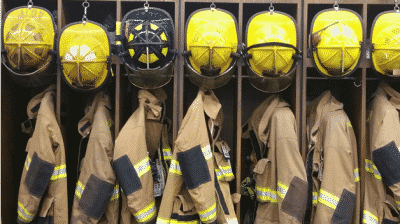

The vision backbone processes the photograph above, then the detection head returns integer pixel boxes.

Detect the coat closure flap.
[27,84,56,119]
[253,158,270,175]
[177,195,195,212]
[39,196,54,218]
[384,194,400,215]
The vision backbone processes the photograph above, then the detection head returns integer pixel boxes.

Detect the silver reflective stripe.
[135,202,156,222]
[256,189,278,201]
[18,204,35,222]
[199,206,216,221]
[75,181,85,199]
[363,211,378,224]
[202,145,212,160]
[134,157,151,177]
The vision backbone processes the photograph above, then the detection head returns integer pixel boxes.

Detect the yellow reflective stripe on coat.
[169,159,182,175]
[202,145,212,160]
[134,201,157,223]
[163,147,172,160]
[365,159,382,180]
[277,181,289,199]
[215,165,234,181]
[110,184,120,201]
[18,202,35,222]
[318,189,339,210]
[255,186,278,203]
[156,217,170,224]
[362,210,378,224]
[198,203,217,222]
[24,155,31,171]
[170,219,199,224]
[51,164,67,180]
[134,157,151,177]
[75,180,85,199]
[312,191,318,206]
[354,168,360,182]
[396,201,400,211]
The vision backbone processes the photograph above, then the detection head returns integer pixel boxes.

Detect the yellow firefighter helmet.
[371,11,400,76]
[184,8,239,90]
[309,9,363,77]
[2,6,56,87]
[244,11,301,93]
[58,21,111,92]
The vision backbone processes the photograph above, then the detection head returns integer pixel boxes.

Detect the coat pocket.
[280,176,308,222]
[253,159,272,203]
[38,197,54,224]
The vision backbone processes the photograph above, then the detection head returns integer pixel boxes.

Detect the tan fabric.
[243,94,307,224]
[363,82,400,223]
[71,91,119,224]
[157,90,238,224]
[306,91,360,224]
[17,84,68,224]
[114,89,167,224]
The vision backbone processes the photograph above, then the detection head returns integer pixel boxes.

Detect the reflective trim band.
[354,168,360,182]
[170,219,198,224]
[396,201,400,211]
[256,186,278,203]
[134,157,151,178]
[318,189,339,210]
[363,210,378,224]
[225,218,238,224]
[18,202,35,223]
[198,203,217,222]
[365,159,382,180]
[277,181,289,199]
[51,164,67,180]
[24,155,31,171]
[346,120,353,128]
[156,217,170,224]
[110,185,120,201]
[169,159,182,175]
[202,145,212,160]
[312,191,318,206]
[134,201,157,223]
[75,180,85,199]
[215,165,234,181]
[163,147,172,160]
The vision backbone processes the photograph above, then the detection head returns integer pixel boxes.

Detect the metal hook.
[82,0,90,25]
[353,81,361,88]
[395,0,399,13]
[27,0,33,9]
[334,1,339,11]
[269,0,274,15]
[210,2,216,12]
[144,0,149,12]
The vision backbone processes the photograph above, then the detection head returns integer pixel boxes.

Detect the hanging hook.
[27,0,33,9]
[353,81,361,88]
[334,0,339,11]
[269,0,274,15]
[82,0,90,25]
[144,0,149,12]
[210,2,216,12]
[395,0,399,13]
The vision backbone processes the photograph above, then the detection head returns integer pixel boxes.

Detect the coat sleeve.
[17,118,56,224]
[113,126,157,224]
[372,108,400,213]
[314,112,358,223]
[274,108,308,224]
[71,132,118,223]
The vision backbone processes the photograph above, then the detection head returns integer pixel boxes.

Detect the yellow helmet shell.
[310,9,363,77]
[247,12,297,77]
[3,7,55,73]
[186,9,238,76]
[59,22,110,91]
[371,11,400,76]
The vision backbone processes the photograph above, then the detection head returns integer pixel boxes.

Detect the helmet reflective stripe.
[371,11,400,76]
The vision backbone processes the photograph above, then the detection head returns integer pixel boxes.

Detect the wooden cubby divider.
[2,0,400,223]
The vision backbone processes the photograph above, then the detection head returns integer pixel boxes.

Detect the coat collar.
[27,84,56,119]
[138,89,167,120]
[198,89,222,121]
[375,82,400,110]
[306,91,343,144]
[78,91,111,137]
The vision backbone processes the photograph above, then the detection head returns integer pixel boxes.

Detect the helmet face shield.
[58,21,111,92]
[185,8,239,90]
[244,11,300,93]
[2,6,56,87]
[309,9,363,77]
[371,10,400,77]
[121,7,175,89]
